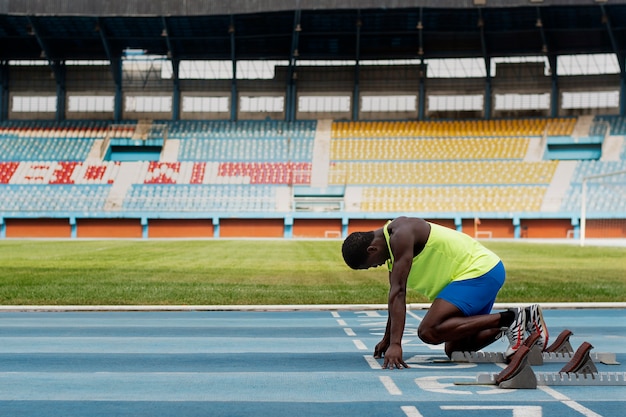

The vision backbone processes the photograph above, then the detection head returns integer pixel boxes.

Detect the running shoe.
[526,304,549,351]
[504,307,526,358]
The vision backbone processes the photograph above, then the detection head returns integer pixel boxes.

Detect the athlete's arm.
[374,307,391,358]
[382,221,415,369]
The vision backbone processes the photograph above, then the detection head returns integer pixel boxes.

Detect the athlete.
[341,216,548,369]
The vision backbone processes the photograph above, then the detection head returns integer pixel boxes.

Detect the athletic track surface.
[0,305,624,417]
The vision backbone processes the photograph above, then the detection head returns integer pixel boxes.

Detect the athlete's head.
[342,231,375,270]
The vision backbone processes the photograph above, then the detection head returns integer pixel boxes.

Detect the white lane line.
[331,311,340,318]
[336,319,347,326]
[353,339,367,350]
[401,405,425,417]
[359,311,382,317]
[379,375,402,395]
[364,354,381,369]
[562,401,604,417]
[343,327,356,336]
[406,311,423,322]
[441,406,542,417]
[539,386,604,417]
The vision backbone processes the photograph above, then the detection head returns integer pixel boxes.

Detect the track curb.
[1,302,625,312]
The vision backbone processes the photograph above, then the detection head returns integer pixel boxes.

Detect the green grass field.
[0,239,624,305]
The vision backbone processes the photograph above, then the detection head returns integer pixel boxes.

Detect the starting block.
[456,340,626,389]
[450,329,619,366]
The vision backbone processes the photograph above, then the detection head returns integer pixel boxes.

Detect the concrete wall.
[6,216,622,239]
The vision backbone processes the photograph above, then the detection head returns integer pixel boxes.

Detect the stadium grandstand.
[0,0,625,241]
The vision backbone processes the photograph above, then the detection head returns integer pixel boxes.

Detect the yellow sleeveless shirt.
[384,221,500,301]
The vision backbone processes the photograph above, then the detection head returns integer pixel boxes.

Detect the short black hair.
[341,231,374,269]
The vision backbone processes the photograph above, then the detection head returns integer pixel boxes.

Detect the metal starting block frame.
[450,329,619,366]
[456,340,626,389]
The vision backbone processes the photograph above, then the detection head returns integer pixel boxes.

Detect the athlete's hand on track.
[373,339,390,359]
[381,343,409,370]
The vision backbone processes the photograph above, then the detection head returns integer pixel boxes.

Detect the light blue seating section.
[0,137,95,161]
[167,120,316,162]
[123,184,279,212]
[559,160,626,213]
[594,115,626,136]
[0,120,108,161]
[0,184,110,213]
[568,160,626,183]
[136,121,317,213]
[177,137,314,162]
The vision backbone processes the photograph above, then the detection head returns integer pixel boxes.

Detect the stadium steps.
[161,139,180,162]
[541,161,577,212]
[310,119,332,187]
[132,120,153,140]
[524,137,545,162]
[572,115,594,138]
[601,135,624,161]
[85,139,105,163]
[104,162,142,210]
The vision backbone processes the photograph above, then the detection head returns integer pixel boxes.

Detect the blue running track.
[0,308,624,417]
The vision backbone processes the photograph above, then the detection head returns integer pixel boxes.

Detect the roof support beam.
[27,16,66,121]
[478,9,492,119]
[96,17,123,121]
[26,17,53,65]
[352,9,361,122]
[161,17,175,60]
[417,7,425,120]
[535,7,558,117]
[287,11,302,122]
[600,4,624,73]
[95,17,114,64]
[285,9,301,122]
[600,4,625,117]
[229,15,238,122]
[162,17,180,121]
[112,59,122,122]
[417,7,424,57]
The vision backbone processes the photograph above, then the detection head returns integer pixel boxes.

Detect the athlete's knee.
[418,323,444,345]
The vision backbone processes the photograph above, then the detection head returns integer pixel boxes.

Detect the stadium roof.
[0,0,625,65]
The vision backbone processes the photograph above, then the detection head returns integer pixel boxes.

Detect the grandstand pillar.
[342,217,349,239]
[550,76,559,118]
[0,217,4,239]
[0,61,8,121]
[69,217,76,239]
[172,60,180,121]
[113,59,123,122]
[285,82,296,122]
[513,217,521,239]
[352,78,360,122]
[484,79,492,120]
[619,72,626,117]
[549,56,559,118]
[55,62,66,121]
[213,217,220,238]
[231,80,238,122]
[141,217,148,239]
[418,60,426,121]
[484,57,492,120]
[454,217,462,233]
[284,217,293,238]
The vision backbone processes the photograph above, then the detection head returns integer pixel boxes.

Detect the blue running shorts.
[435,260,506,316]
